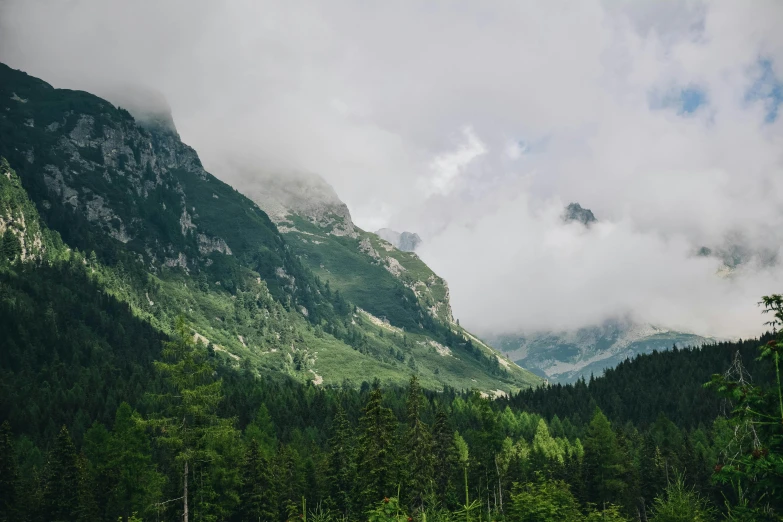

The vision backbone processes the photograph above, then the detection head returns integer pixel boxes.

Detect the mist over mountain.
[3,1,782,342]
[375,228,422,252]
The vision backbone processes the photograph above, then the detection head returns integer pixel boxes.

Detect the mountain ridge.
[0,62,540,392]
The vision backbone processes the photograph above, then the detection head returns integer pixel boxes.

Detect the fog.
[2,0,782,338]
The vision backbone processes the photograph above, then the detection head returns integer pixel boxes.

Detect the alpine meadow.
[1,2,783,521]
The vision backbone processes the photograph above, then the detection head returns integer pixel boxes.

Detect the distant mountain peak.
[239,170,356,237]
[375,228,422,252]
[563,202,597,226]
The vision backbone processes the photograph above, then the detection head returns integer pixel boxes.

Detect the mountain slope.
[488,203,715,383]
[0,63,540,392]
[491,320,715,383]
[230,170,541,390]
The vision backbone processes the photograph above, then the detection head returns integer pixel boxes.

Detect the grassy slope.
[276,215,541,390]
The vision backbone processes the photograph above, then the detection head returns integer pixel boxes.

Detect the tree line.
[1,296,782,520]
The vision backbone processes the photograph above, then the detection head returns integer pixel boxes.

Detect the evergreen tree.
[75,453,100,522]
[42,426,94,522]
[245,404,277,457]
[356,387,399,509]
[110,403,163,522]
[239,439,277,522]
[432,408,457,506]
[649,475,715,522]
[507,476,583,522]
[327,405,355,517]
[583,409,627,510]
[1,229,21,262]
[147,317,239,522]
[82,421,114,521]
[403,375,433,513]
[0,422,19,522]
[275,444,305,519]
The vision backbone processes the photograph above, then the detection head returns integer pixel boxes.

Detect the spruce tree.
[239,440,277,522]
[1,229,21,262]
[147,317,239,522]
[403,375,433,513]
[327,405,355,517]
[432,408,456,505]
[0,421,19,522]
[583,408,627,510]
[356,387,399,509]
[110,402,163,522]
[41,426,82,522]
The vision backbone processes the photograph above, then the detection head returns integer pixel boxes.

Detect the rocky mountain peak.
[239,170,356,236]
[563,202,597,226]
[104,85,178,135]
[375,228,422,252]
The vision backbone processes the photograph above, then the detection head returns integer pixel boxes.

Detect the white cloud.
[420,126,487,197]
[2,0,783,338]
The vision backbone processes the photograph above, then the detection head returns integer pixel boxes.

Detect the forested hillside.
[2,293,782,521]
[0,62,539,392]
[1,63,782,522]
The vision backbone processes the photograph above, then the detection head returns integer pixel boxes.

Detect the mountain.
[0,62,540,393]
[226,167,540,391]
[375,228,422,252]
[489,319,715,383]
[486,203,715,383]
[563,202,596,226]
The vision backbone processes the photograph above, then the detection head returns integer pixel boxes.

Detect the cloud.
[2,0,783,338]
[420,126,487,197]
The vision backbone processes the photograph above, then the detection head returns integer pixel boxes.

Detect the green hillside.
[0,62,540,393]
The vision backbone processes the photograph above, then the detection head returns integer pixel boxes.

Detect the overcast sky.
[2,0,782,338]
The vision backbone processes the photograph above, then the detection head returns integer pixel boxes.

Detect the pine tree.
[640,433,667,508]
[245,404,277,456]
[147,317,239,522]
[432,408,457,506]
[583,408,627,510]
[239,440,277,522]
[1,229,21,262]
[41,426,82,522]
[75,453,100,522]
[327,405,355,517]
[403,375,433,513]
[0,422,19,522]
[110,403,163,522]
[275,444,305,519]
[356,387,399,509]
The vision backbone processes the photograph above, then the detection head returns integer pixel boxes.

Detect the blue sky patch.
[649,85,708,115]
[745,58,783,123]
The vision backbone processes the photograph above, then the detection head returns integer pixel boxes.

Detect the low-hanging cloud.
[1,0,782,339]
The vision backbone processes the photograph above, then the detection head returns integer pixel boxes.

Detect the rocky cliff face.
[375,228,422,252]
[0,62,301,294]
[239,170,357,237]
[563,202,597,226]
[0,158,52,263]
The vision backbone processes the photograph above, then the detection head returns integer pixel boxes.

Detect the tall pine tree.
[327,405,355,517]
[356,387,398,509]
[583,409,627,511]
[147,317,239,522]
[403,375,433,513]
